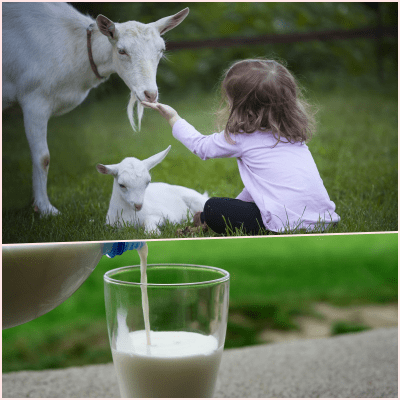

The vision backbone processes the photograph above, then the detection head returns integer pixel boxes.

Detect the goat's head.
[97,146,171,211]
[96,8,189,131]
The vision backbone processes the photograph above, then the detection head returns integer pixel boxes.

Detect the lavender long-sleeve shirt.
[173,119,340,232]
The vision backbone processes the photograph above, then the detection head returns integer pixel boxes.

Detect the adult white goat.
[2,3,189,215]
[96,146,208,234]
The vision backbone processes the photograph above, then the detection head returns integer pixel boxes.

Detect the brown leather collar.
[87,23,104,80]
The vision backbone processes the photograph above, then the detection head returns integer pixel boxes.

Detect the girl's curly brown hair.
[216,59,317,146]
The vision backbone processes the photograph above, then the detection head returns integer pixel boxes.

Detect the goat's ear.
[150,8,189,36]
[143,145,171,171]
[96,15,119,40]
[96,163,117,176]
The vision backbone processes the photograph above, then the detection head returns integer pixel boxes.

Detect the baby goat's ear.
[96,164,118,176]
[142,145,171,171]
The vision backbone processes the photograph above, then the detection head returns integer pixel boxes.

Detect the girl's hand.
[141,101,181,127]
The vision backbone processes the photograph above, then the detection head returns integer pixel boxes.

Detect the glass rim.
[104,263,230,287]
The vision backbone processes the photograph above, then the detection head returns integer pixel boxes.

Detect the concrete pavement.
[2,327,397,398]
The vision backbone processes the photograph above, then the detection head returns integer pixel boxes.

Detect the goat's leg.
[22,105,59,216]
[144,218,161,235]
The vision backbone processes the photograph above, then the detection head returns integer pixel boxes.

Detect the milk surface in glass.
[112,248,223,398]
[112,330,223,398]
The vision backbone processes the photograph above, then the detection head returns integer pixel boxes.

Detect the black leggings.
[201,197,266,235]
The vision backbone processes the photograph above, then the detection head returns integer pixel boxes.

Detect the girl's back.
[233,130,335,230]
[237,130,322,188]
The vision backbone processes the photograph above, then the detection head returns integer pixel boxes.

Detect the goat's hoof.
[33,204,60,217]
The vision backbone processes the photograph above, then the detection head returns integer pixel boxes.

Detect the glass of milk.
[104,264,230,398]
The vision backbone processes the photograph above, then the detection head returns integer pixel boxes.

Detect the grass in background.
[2,233,397,372]
[2,78,398,243]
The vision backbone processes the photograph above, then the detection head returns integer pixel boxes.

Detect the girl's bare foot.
[176,212,208,237]
[193,211,207,229]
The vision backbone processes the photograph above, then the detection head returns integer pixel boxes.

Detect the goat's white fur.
[97,146,208,234]
[2,3,189,215]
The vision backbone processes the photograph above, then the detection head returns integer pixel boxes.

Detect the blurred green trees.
[70,3,398,93]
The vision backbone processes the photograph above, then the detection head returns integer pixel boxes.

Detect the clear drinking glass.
[104,264,230,398]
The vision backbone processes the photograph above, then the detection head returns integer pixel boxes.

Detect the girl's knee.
[203,197,226,216]
[205,197,219,206]
[203,197,231,234]
[204,197,217,210]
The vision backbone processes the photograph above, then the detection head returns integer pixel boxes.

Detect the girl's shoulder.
[237,130,308,149]
[233,129,275,144]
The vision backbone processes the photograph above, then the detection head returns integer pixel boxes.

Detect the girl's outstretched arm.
[142,101,181,127]
[143,101,241,160]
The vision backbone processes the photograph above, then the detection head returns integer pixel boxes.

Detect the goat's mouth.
[132,90,142,102]
[134,204,143,211]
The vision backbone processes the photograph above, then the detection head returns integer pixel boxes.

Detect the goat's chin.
[127,93,144,132]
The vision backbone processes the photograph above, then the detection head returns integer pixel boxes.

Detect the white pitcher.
[2,241,144,329]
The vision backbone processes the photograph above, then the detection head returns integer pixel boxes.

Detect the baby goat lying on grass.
[97,146,208,234]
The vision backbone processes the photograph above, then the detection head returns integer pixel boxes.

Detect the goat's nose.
[144,90,158,103]
[134,204,142,211]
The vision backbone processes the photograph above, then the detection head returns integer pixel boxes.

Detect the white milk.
[137,244,151,345]
[112,330,223,398]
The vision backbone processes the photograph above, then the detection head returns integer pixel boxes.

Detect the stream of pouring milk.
[112,245,223,397]
[137,244,151,346]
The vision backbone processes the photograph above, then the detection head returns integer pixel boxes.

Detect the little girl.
[143,59,340,235]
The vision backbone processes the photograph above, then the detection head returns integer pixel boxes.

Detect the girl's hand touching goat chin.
[141,101,181,127]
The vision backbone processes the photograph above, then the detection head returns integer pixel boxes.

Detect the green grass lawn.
[2,233,397,372]
[2,80,398,243]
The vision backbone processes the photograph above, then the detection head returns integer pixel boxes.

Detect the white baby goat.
[2,3,189,216]
[97,146,208,234]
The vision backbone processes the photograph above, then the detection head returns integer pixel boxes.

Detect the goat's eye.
[118,49,127,55]
[119,184,126,189]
